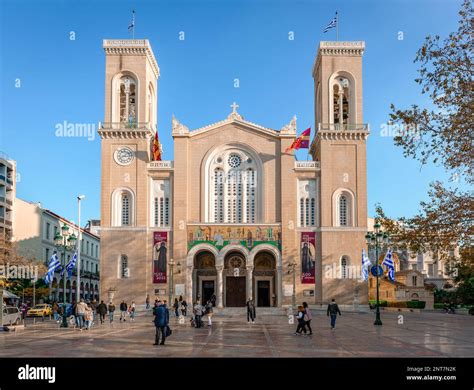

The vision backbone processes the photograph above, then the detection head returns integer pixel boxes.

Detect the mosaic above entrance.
[187,225,281,251]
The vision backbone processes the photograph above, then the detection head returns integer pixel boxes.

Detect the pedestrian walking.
[303,301,313,335]
[108,301,116,323]
[294,305,307,335]
[153,300,169,345]
[52,302,60,322]
[120,300,128,322]
[90,300,97,325]
[327,298,341,329]
[173,298,180,317]
[97,300,107,324]
[193,300,204,328]
[146,294,150,310]
[129,301,136,321]
[205,300,213,326]
[246,298,256,323]
[84,304,93,329]
[181,299,188,316]
[76,299,87,329]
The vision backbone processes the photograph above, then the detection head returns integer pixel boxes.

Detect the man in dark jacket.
[327,299,342,329]
[153,301,169,345]
[97,300,108,324]
[120,300,128,322]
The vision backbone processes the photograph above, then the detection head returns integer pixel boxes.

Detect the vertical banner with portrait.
[153,232,167,284]
[301,232,315,284]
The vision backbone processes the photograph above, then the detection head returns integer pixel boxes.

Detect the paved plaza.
[0,310,473,358]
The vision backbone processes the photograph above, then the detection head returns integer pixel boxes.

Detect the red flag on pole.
[152,131,162,161]
[285,128,311,153]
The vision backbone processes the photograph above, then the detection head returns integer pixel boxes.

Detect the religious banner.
[301,232,315,284]
[153,232,167,284]
[187,225,281,252]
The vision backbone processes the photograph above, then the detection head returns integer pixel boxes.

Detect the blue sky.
[0,0,464,225]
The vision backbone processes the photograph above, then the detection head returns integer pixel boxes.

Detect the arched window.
[333,189,354,227]
[207,147,260,223]
[333,79,350,125]
[152,180,171,227]
[120,255,129,279]
[298,180,317,227]
[119,76,137,125]
[341,257,348,279]
[111,188,135,227]
[329,72,356,127]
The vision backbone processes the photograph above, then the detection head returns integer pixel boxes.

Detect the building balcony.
[0,217,12,227]
[98,122,156,139]
[318,123,369,132]
[294,161,320,170]
[147,161,173,170]
[100,122,156,131]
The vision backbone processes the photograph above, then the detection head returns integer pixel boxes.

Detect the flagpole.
[336,11,339,41]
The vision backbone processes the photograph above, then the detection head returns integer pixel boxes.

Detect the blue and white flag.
[382,249,394,268]
[128,10,135,32]
[361,249,371,281]
[387,267,395,283]
[382,249,396,282]
[60,252,77,279]
[323,13,338,33]
[44,252,60,284]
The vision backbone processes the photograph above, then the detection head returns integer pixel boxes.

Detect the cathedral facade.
[99,39,369,308]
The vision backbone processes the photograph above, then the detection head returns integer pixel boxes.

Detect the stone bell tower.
[99,39,160,303]
[310,41,370,305]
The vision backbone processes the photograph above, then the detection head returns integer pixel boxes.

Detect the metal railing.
[99,122,156,131]
[294,161,320,169]
[318,123,369,131]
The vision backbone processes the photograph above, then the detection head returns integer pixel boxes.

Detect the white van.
[2,306,22,326]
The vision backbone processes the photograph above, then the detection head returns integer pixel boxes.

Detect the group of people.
[190,299,214,328]
[294,299,342,336]
[50,299,138,329]
[172,296,188,317]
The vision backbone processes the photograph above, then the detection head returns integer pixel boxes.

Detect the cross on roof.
[230,102,239,113]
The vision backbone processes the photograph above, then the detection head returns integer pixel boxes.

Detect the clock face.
[114,147,134,166]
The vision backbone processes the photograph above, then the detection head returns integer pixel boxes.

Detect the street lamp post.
[365,223,390,326]
[287,261,297,309]
[168,259,181,306]
[168,258,174,306]
[76,195,85,301]
[54,223,77,328]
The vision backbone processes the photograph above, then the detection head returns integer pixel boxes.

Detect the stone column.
[186,266,193,305]
[246,266,254,300]
[276,266,283,307]
[216,266,224,308]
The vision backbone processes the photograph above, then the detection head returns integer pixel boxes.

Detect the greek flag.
[61,252,77,279]
[323,13,337,33]
[387,267,395,283]
[128,10,135,32]
[382,249,394,268]
[382,249,396,282]
[361,249,371,281]
[45,252,60,284]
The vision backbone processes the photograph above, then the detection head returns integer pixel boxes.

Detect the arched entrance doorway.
[224,252,247,307]
[194,251,217,305]
[253,251,276,307]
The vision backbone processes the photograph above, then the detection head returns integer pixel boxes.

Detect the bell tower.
[310,41,370,304]
[99,39,160,302]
